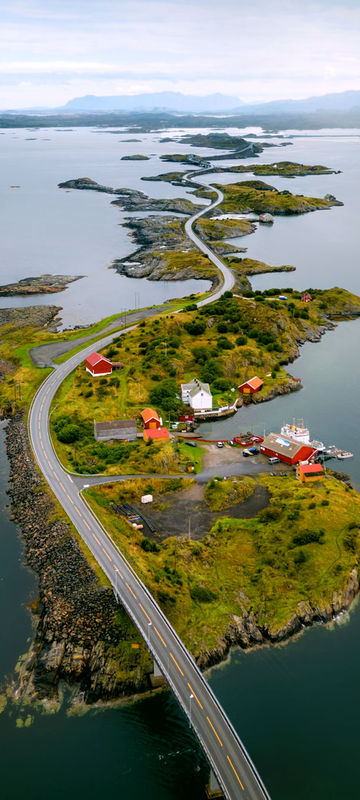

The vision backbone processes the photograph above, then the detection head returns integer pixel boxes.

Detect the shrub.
[217,322,228,333]
[190,585,217,603]
[184,319,206,336]
[236,335,247,346]
[217,336,234,350]
[183,303,197,311]
[56,424,81,444]
[141,537,160,553]
[292,530,325,547]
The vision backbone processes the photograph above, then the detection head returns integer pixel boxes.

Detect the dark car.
[185,440,197,447]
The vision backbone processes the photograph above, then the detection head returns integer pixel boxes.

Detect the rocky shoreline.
[0,274,83,297]
[5,412,150,708]
[4,407,360,709]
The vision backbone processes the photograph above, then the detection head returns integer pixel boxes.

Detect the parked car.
[217,441,224,448]
[268,456,280,464]
[185,440,197,448]
[228,440,235,447]
[243,447,258,457]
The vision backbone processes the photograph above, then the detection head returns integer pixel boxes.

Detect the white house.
[181,378,213,411]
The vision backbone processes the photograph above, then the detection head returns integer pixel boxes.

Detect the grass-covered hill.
[85,473,360,662]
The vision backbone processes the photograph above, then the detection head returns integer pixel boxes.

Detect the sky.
[0,0,359,109]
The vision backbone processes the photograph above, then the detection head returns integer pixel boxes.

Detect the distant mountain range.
[61,89,360,115]
[62,91,243,113]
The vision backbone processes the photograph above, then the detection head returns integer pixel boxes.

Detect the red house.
[238,376,263,395]
[141,407,161,430]
[86,352,113,377]
[143,427,169,442]
[260,433,317,465]
[301,292,312,303]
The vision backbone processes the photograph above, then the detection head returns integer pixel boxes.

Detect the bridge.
[28,185,271,799]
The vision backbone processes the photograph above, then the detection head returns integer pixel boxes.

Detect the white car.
[217,441,224,448]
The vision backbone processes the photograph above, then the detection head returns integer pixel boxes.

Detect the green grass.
[84,474,360,657]
[215,180,342,215]
[204,476,255,510]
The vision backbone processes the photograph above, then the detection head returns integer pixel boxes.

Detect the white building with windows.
[181,378,213,411]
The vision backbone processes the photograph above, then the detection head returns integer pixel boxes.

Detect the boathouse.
[260,433,318,465]
[86,352,113,377]
[301,292,312,303]
[296,463,324,482]
[141,408,161,430]
[238,376,263,395]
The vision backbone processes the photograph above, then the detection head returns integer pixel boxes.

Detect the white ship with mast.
[280,419,353,460]
[280,419,326,452]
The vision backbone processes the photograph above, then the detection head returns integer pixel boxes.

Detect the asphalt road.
[28,189,270,800]
[184,180,236,305]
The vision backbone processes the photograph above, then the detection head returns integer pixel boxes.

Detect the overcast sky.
[1,0,359,109]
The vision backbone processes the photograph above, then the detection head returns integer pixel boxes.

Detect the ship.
[337,451,354,460]
[280,420,325,452]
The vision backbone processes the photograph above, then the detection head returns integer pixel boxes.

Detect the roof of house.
[238,376,263,391]
[141,407,160,424]
[298,463,324,474]
[301,292,312,299]
[94,419,136,436]
[261,433,317,459]
[143,427,169,440]
[181,378,212,398]
[86,351,112,367]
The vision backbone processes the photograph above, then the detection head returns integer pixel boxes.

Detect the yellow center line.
[206,716,223,748]
[84,521,91,530]
[226,755,245,791]
[115,567,124,579]
[102,547,112,562]
[138,602,151,622]
[154,626,167,648]
[170,651,184,676]
[66,494,74,505]
[92,533,101,545]
[59,482,65,491]
[75,507,83,518]
[125,581,137,600]
[187,682,203,710]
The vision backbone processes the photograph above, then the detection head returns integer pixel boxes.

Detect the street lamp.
[189,693,194,728]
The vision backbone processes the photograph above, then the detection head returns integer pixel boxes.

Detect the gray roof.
[182,378,212,398]
[94,419,137,441]
[261,432,315,458]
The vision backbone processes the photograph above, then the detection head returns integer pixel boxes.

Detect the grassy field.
[49,288,360,475]
[228,161,337,178]
[204,475,255,511]
[214,179,342,215]
[84,474,360,657]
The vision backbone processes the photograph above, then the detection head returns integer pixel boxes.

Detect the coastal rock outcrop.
[0,274,83,297]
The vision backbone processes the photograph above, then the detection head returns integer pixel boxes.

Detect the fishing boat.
[337,451,354,460]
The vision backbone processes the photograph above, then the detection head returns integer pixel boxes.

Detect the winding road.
[28,182,270,800]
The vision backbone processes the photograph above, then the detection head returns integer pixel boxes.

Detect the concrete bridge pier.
[206,770,224,799]
[149,657,166,688]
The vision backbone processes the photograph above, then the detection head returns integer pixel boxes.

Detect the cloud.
[0,0,359,108]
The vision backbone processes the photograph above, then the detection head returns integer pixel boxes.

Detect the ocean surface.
[0,127,360,799]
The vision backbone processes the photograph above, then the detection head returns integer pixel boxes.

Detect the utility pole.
[188,517,191,541]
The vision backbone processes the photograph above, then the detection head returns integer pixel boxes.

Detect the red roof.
[298,463,324,474]
[86,352,112,367]
[141,407,160,424]
[143,427,169,440]
[238,376,263,391]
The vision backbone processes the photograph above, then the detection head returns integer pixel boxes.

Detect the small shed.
[296,463,324,482]
[238,376,263,395]
[259,213,274,224]
[94,419,137,442]
[141,408,161,430]
[301,292,312,303]
[86,352,112,377]
[143,427,170,442]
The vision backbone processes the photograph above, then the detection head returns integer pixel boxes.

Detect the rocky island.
[0,274,83,296]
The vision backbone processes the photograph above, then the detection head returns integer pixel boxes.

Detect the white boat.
[310,439,326,452]
[280,420,325,451]
[337,451,354,460]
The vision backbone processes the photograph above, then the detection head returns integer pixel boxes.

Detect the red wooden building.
[301,292,312,303]
[296,463,324,482]
[238,376,263,395]
[143,427,169,442]
[86,352,113,377]
[260,433,317,465]
[141,408,161,430]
